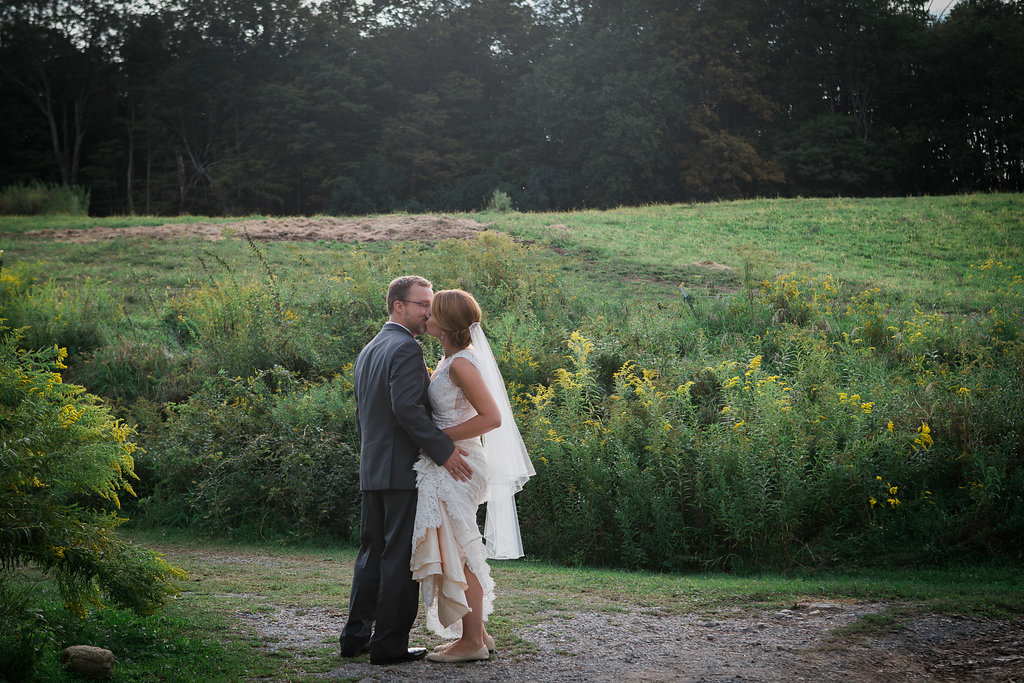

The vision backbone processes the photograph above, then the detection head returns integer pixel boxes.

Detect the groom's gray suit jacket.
[353,322,454,490]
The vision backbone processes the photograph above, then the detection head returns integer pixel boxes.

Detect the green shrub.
[0,264,117,354]
[0,577,53,682]
[64,334,194,406]
[513,270,1024,570]
[167,242,387,381]
[486,188,515,213]
[135,366,362,540]
[0,324,184,675]
[7,225,1020,571]
[0,181,90,216]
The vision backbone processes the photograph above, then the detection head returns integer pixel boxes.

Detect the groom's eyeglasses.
[401,300,432,310]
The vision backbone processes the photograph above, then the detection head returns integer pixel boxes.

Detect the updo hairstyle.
[431,289,481,349]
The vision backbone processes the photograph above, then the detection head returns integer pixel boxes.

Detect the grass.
[498,559,1024,620]
[483,194,1024,311]
[3,195,1021,319]
[19,530,1016,680]
[4,570,271,681]
[0,214,262,234]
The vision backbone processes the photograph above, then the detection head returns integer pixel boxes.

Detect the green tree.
[0,322,183,617]
[0,0,121,189]
[358,0,540,207]
[511,0,780,206]
[908,0,1024,192]
[509,1,683,207]
[760,0,930,196]
[773,115,894,196]
[654,1,784,199]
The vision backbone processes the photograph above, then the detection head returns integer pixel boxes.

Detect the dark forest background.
[2,0,1022,216]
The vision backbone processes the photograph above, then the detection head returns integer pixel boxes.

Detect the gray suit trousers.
[341,489,420,658]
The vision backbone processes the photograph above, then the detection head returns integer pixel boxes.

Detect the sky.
[925,0,962,19]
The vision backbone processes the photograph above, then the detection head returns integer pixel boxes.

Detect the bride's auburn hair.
[432,289,481,349]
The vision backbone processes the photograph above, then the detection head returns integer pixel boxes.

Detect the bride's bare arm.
[443,356,502,441]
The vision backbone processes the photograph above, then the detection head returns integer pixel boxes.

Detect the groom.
[340,275,473,665]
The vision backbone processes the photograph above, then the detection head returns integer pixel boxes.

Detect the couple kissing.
[339,275,534,665]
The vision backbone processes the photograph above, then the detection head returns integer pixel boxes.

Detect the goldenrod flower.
[914,422,933,449]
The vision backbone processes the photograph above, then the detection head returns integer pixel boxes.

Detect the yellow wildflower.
[914,423,933,449]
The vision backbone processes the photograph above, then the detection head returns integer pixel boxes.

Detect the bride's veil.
[470,322,535,559]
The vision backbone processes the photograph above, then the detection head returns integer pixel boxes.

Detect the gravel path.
[157,545,1023,682]
[231,597,1023,682]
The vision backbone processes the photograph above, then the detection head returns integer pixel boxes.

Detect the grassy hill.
[1,194,1021,568]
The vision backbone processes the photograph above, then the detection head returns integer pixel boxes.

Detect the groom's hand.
[443,447,473,481]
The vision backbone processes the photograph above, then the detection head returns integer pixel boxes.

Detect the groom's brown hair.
[386,275,432,313]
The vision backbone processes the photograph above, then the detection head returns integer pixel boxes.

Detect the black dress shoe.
[370,647,427,665]
[339,637,370,657]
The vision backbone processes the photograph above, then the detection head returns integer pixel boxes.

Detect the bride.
[411,289,534,664]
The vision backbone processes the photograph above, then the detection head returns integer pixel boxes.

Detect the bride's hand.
[443,447,473,481]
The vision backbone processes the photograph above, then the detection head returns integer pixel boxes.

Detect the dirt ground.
[170,548,1024,683]
[18,215,489,243]
[245,599,1024,682]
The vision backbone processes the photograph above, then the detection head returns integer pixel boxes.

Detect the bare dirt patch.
[692,259,734,271]
[16,215,488,243]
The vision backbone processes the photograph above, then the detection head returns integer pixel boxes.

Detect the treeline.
[2,0,1022,216]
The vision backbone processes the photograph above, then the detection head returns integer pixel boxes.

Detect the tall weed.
[4,227,1021,569]
[513,260,1023,569]
[0,181,89,216]
[134,367,361,540]
[0,263,117,354]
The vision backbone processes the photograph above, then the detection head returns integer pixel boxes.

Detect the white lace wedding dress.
[411,348,495,638]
